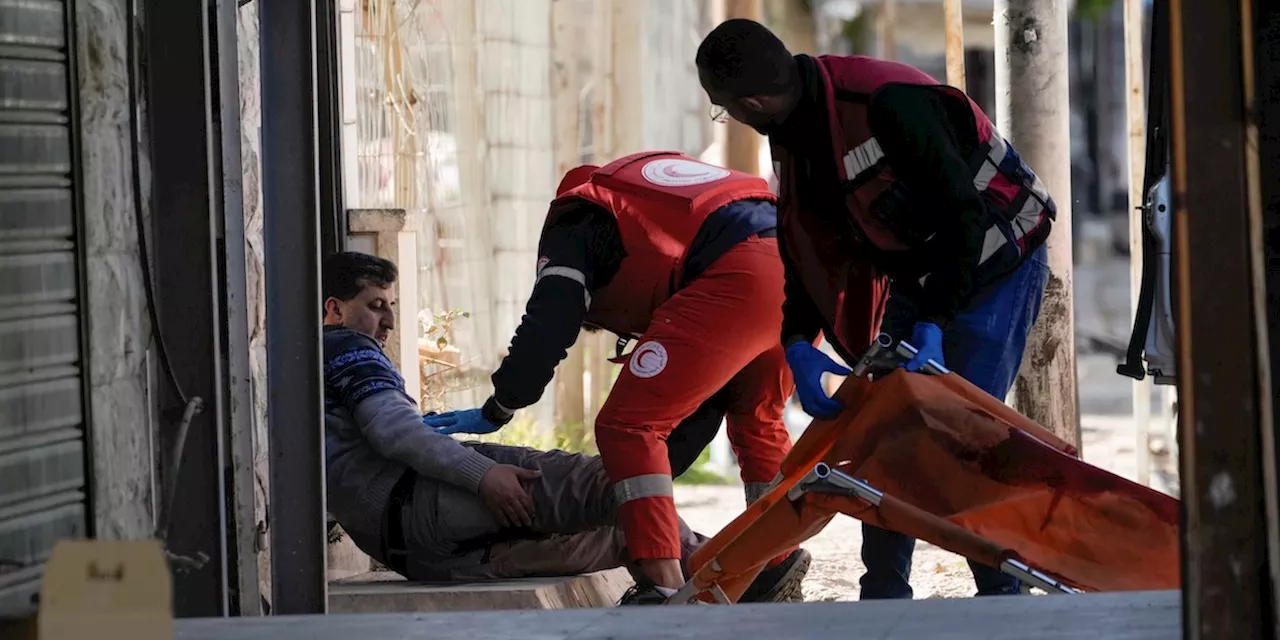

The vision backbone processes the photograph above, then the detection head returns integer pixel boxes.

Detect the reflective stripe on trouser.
[596,237,789,560]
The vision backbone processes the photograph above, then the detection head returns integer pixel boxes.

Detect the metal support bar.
[143,0,231,616]
[314,0,345,256]
[999,559,1078,595]
[787,464,1078,595]
[260,0,328,615]
[212,0,260,616]
[1249,0,1280,626]
[787,463,884,504]
[850,333,950,378]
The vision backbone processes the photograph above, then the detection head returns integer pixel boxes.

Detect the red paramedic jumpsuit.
[555,151,794,562]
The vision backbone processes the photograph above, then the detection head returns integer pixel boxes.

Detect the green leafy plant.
[419,307,481,413]
[1074,0,1117,21]
[423,308,470,349]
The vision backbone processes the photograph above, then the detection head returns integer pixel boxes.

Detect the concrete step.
[179,590,1182,640]
[327,568,634,613]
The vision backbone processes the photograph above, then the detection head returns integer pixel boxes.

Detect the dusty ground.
[677,250,1181,603]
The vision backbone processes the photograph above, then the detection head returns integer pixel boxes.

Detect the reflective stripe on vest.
[842,138,886,180]
[613,473,674,505]
[846,129,1052,266]
[972,134,1054,263]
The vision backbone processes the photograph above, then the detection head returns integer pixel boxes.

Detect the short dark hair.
[322,251,397,305]
[696,19,797,97]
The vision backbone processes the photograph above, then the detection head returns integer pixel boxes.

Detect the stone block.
[475,0,517,41]
[348,208,410,233]
[523,95,554,149]
[479,40,519,94]
[328,568,633,613]
[479,40,551,97]
[484,95,553,150]
[486,146,553,202]
[483,92,520,147]
[488,197,546,252]
[327,530,372,583]
[511,0,551,46]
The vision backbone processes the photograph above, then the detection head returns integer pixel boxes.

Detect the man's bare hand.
[478,464,542,528]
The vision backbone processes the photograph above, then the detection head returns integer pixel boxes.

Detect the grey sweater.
[323,327,496,548]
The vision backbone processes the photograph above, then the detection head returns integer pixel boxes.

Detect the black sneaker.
[737,548,811,603]
[618,579,673,606]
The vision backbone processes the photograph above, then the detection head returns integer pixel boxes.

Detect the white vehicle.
[1118,0,1177,387]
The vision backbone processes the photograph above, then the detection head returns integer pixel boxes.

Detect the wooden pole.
[1170,0,1279,634]
[585,0,621,429]
[943,0,965,90]
[878,0,897,61]
[725,0,763,174]
[995,0,1081,450]
[444,0,497,405]
[767,0,818,55]
[1122,0,1152,485]
[551,0,587,431]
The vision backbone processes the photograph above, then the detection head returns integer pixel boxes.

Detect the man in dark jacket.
[696,19,1055,599]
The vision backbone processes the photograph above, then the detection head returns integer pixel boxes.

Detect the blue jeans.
[859,244,1050,600]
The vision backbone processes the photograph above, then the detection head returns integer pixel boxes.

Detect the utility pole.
[1122,0,1152,485]
[943,0,965,90]
[551,0,587,431]
[725,0,763,174]
[994,0,1080,449]
[878,0,898,61]
[767,0,819,55]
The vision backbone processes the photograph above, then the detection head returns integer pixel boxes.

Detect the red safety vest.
[772,55,1056,361]
[552,151,776,337]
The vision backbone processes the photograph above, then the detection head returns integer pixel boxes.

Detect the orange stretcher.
[670,333,1181,604]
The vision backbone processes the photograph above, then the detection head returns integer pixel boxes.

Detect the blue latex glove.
[785,341,851,420]
[903,322,945,373]
[422,408,502,436]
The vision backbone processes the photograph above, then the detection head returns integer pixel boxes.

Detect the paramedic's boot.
[618,577,678,606]
[738,548,811,603]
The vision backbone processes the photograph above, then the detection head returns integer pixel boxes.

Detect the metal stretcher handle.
[850,332,950,378]
[789,463,1079,595]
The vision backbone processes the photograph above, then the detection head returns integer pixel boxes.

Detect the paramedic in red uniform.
[696,20,1056,599]
[422,151,809,604]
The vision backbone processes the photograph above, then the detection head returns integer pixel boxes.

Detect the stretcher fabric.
[685,370,1180,602]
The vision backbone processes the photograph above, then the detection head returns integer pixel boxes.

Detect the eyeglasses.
[708,104,729,123]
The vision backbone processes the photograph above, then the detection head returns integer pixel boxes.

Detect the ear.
[322,297,343,322]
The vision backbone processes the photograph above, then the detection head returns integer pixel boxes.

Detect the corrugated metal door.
[0,0,92,617]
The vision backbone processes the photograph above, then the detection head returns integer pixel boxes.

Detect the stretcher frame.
[668,333,1080,605]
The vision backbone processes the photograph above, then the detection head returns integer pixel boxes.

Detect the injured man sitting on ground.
[321,250,802,601]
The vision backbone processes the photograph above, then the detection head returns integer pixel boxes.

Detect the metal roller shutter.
[0,0,91,617]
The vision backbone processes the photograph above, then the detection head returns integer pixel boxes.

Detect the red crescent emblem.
[637,351,658,368]
[663,165,707,178]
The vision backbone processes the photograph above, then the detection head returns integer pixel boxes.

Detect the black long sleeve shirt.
[481,196,777,424]
[770,55,989,344]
